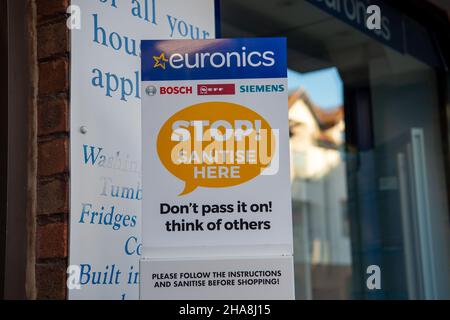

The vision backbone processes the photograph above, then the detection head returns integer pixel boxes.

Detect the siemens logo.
[155,47,276,70]
[240,84,285,93]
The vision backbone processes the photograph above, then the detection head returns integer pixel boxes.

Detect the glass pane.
[289,68,350,299]
[221,0,450,299]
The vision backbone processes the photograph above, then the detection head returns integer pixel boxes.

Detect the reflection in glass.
[288,86,351,300]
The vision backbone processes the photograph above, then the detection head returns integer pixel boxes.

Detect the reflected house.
[288,88,351,299]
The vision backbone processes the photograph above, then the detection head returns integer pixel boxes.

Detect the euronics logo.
[152,47,275,71]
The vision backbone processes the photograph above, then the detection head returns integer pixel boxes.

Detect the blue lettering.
[167,14,177,37]
[239,84,285,93]
[79,264,91,285]
[93,14,107,46]
[83,145,103,165]
[99,0,118,8]
[79,203,92,223]
[92,68,104,89]
[91,68,140,101]
[92,14,138,57]
[166,14,210,39]
[125,236,142,256]
[131,0,157,24]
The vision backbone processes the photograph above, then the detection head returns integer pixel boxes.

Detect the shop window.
[222,0,450,300]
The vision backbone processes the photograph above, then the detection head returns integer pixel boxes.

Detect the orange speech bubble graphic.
[156,102,276,196]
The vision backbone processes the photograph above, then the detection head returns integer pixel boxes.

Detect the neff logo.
[153,47,276,70]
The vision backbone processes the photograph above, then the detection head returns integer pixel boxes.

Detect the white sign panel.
[140,38,293,299]
[69,0,217,300]
[140,256,295,300]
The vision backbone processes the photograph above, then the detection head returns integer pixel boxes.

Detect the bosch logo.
[160,86,193,95]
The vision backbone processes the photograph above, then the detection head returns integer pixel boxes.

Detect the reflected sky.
[288,67,343,109]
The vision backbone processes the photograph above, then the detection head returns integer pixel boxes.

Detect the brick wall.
[35,0,70,300]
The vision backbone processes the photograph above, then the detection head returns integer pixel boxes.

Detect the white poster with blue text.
[69,0,217,300]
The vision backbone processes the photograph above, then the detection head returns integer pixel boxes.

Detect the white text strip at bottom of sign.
[139,255,294,300]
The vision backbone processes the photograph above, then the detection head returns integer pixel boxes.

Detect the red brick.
[37,222,68,260]
[38,138,69,177]
[37,0,69,22]
[38,21,69,60]
[38,96,69,136]
[38,178,69,215]
[39,59,69,96]
[36,262,67,300]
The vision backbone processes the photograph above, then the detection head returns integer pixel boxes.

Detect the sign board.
[69,0,217,300]
[305,0,441,67]
[305,0,404,54]
[140,38,294,299]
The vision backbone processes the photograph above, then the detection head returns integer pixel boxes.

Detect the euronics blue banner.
[141,38,287,81]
